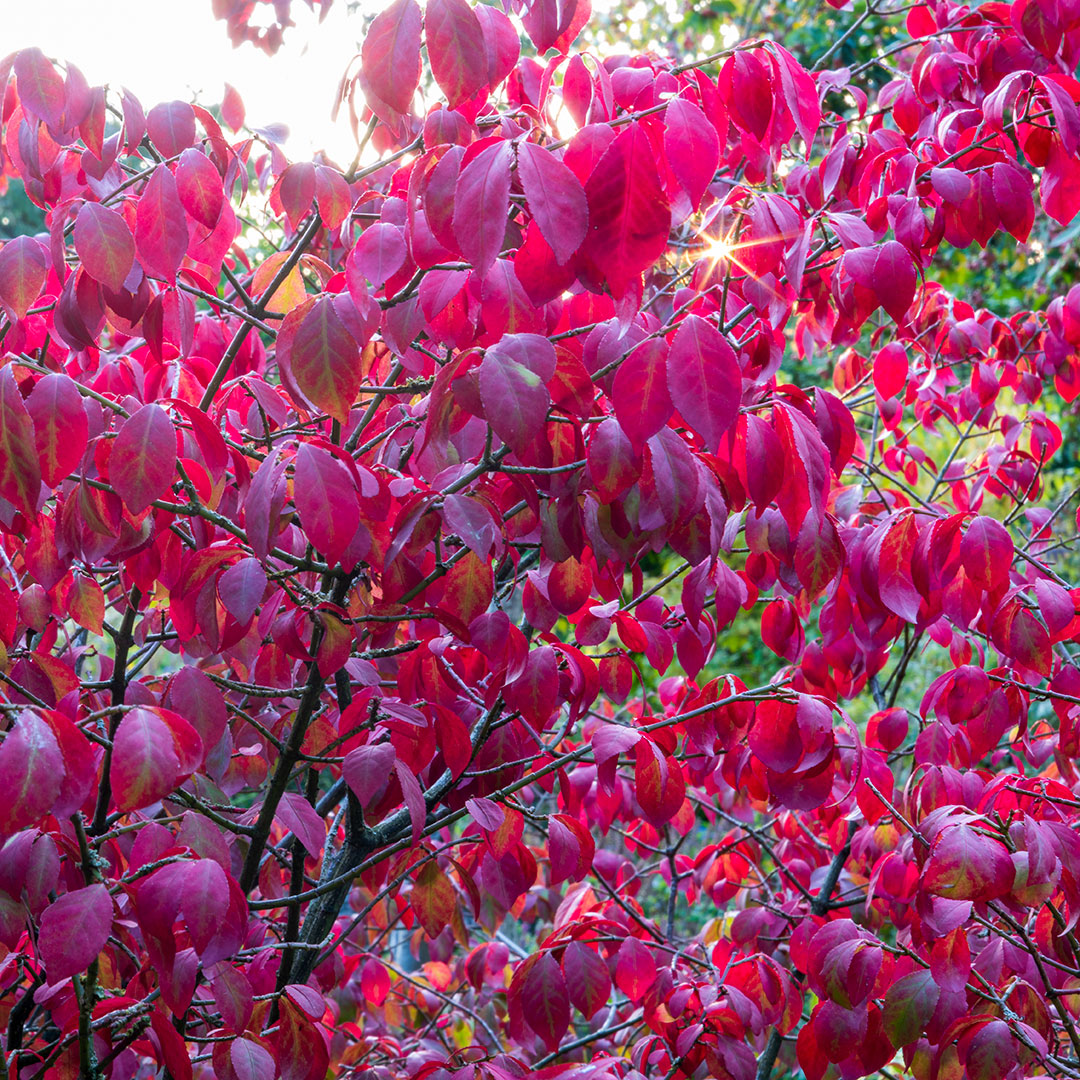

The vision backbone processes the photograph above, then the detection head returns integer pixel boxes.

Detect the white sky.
[6,0,368,163]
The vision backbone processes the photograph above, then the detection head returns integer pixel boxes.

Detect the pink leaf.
[291,297,362,424]
[278,792,326,857]
[872,241,917,323]
[348,223,407,288]
[0,366,43,515]
[516,141,588,265]
[453,141,513,276]
[176,149,225,230]
[0,711,64,837]
[0,236,47,320]
[293,443,360,566]
[584,123,671,299]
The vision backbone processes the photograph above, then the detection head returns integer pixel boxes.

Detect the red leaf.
[478,334,552,456]
[666,314,741,453]
[882,970,939,1047]
[278,792,326,857]
[412,860,457,937]
[877,513,922,623]
[111,707,199,813]
[562,940,611,1018]
[522,0,591,54]
[361,0,423,114]
[135,165,190,281]
[211,965,254,1032]
[794,513,844,600]
[967,1020,1018,1080]
[74,203,136,293]
[38,884,112,982]
[521,952,570,1052]
[613,338,672,450]
[26,373,87,489]
[182,859,229,955]
[230,1038,277,1080]
[993,163,1034,242]
[218,557,267,625]
[14,49,65,127]
[426,0,487,107]
[348,223,407,288]
[960,515,1013,593]
[872,241,917,323]
[587,416,642,502]
[315,167,351,230]
[110,403,177,515]
[343,743,395,807]
[293,443,360,566]
[872,343,908,400]
[504,646,559,727]
[221,83,245,131]
[176,149,225,230]
[584,123,671,299]
[664,97,721,210]
[615,936,657,1002]
[929,927,971,993]
[146,101,196,158]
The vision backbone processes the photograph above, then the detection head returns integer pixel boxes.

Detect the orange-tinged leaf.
[0,367,42,516]
[923,824,1014,901]
[110,403,177,515]
[291,297,362,423]
[26,372,89,487]
[412,860,457,937]
[0,236,47,320]
[74,202,136,292]
[252,250,309,314]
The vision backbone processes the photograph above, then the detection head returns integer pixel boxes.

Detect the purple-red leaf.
[38,884,112,982]
[453,141,513,276]
[0,236,47,320]
[135,166,190,281]
[0,711,63,837]
[584,123,671,299]
[74,202,136,293]
[923,825,1015,901]
[426,0,487,107]
[613,338,672,449]
[666,314,740,453]
[664,97,721,210]
[110,403,177,515]
[26,373,89,487]
[291,297,362,424]
[361,0,423,114]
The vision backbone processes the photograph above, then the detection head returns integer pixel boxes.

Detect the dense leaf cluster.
[1,0,1080,1077]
